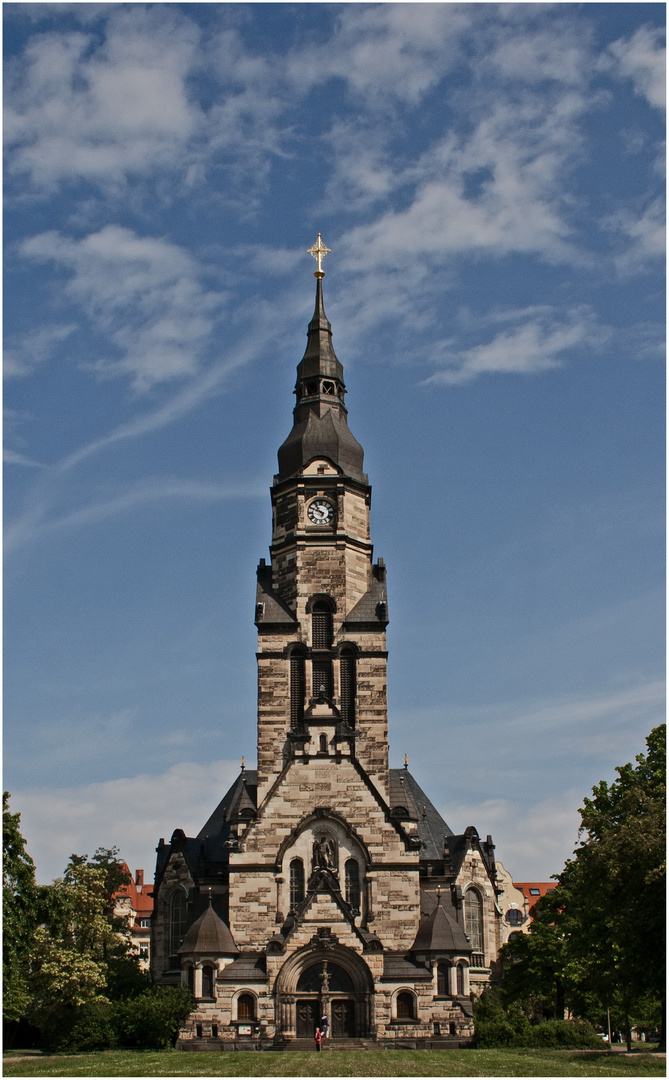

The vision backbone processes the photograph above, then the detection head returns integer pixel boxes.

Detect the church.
[150,237,502,1049]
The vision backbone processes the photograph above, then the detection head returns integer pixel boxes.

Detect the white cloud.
[13,759,241,885]
[21,226,225,390]
[607,197,666,275]
[4,7,202,192]
[607,24,666,109]
[441,792,582,881]
[422,306,606,385]
[4,321,76,378]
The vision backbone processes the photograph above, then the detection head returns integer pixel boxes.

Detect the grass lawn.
[2,1048,665,1078]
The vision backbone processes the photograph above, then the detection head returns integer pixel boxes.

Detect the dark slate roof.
[344,563,388,627]
[389,769,453,860]
[255,564,297,627]
[411,894,470,954]
[197,772,258,841]
[218,953,268,981]
[382,953,432,981]
[444,826,496,879]
[178,902,238,956]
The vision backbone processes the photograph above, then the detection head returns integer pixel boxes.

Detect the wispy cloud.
[12,759,240,884]
[606,24,666,110]
[422,306,607,385]
[4,322,77,378]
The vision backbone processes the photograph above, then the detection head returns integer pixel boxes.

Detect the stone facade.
[151,271,502,1049]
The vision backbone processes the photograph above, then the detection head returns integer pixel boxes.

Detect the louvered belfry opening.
[290,650,306,728]
[311,601,333,648]
[312,657,333,699]
[340,649,356,726]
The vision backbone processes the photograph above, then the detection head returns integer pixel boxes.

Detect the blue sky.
[4,2,664,885]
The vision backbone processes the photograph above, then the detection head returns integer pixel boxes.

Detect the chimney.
[135,869,144,888]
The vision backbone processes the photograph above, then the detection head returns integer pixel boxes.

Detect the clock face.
[307,499,335,525]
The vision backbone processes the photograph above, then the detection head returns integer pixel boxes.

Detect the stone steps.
[280,1038,372,1051]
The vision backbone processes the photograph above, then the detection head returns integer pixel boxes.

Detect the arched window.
[464,888,483,952]
[397,991,415,1020]
[319,733,328,754]
[201,965,214,999]
[339,648,356,726]
[311,600,333,649]
[169,889,187,956]
[437,962,450,996]
[505,907,523,925]
[238,993,255,1020]
[290,649,306,729]
[290,858,305,908]
[456,963,465,995]
[345,859,360,911]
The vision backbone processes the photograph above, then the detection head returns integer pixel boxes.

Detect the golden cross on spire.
[307,233,331,278]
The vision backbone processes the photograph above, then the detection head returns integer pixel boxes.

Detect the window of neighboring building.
[139,917,151,928]
[529,888,540,895]
[290,858,305,908]
[396,991,415,1020]
[139,942,149,960]
[345,859,360,911]
[201,965,214,999]
[505,908,523,925]
[238,993,256,1020]
[464,888,483,953]
[437,962,450,996]
[169,889,187,956]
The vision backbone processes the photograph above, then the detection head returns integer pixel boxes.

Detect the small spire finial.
[240,756,245,772]
[308,233,331,278]
[403,754,409,770]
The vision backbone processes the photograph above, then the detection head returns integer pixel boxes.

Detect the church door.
[296,1000,319,1038]
[331,999,355,1038]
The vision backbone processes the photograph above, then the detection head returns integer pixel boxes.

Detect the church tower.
[256,236,389,799]
[151,238,502,1049]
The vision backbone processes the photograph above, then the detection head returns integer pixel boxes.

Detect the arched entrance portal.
[275,937,374,1040]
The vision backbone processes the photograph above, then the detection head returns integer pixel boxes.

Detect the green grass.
[2,1048,665,1078]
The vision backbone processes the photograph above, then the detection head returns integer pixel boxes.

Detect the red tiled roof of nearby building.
[113,863,154,917]
[512,881,556,917]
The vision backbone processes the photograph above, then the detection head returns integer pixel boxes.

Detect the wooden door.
[296,999,319,1038]
[332,999,355,1038]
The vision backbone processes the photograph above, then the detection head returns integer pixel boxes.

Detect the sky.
[4,2,665,886]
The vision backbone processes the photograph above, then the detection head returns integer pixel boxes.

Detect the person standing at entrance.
[321,1013,329,1038]
[314,1028,323,1051]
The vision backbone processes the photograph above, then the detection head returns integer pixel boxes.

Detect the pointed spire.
[276,247,366,484]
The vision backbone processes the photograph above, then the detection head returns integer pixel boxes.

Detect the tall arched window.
[237,993,256,1020]
[290,858,305,908]
[345,859,360,911]
[456,963,465,996]
[437,962,450,996]
[464,888,483,952]
[169,889,187,956]
[311,600,333,648]
[201,965,214,999]
[339,648,356,726]
[289,648,306,729]
[397,991,415,1020]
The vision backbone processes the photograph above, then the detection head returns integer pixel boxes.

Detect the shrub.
[39,1001,116,1053]
[474,990,531,1047]
[113,986,193,1049]
[525,1018,602,1048]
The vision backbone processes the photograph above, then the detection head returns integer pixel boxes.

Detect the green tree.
[501,726,665,1049]
[3,793,38,1029]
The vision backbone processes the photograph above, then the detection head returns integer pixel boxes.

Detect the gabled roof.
[255,564,297,627]
[178,901,238,957]
[389,769,453,860]
[197,771,258,841]
[411,893,470,954]
[343,564,388,627]
[219,954,267,981]
[382,953,432,981]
